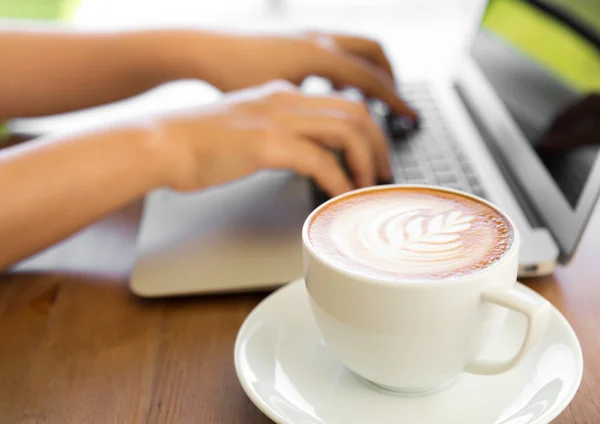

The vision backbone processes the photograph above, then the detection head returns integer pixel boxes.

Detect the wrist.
[120,119,174,191]
[129,29,236,85]
[115,30,195,87]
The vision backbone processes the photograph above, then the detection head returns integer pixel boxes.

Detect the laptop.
[130,0,600,296]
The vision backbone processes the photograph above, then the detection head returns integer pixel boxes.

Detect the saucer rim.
[234,278,584,424]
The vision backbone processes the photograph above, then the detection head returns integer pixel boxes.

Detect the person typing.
[0,26,418,271]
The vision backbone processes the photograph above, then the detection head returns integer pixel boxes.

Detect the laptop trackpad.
[130,171,313,297]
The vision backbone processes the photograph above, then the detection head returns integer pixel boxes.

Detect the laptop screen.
[471,0,600,209]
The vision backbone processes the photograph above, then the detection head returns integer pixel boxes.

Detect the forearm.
[0,25,207,118]
[0,122,166,270]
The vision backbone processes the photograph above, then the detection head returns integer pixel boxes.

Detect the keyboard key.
[434,172,458,184]
[405,168,425,180]
[426,148,445,161]
[441,182,466,192]
[396,155,420,168]
[453,148,470,163]
[459,161,475,174]
[431,135,454,152]
[431,161,452,172]
[422,138,440,152]
[405,178,428,185]
[465,173,480,186]
[470,185,487,199]
[394,173,407,183]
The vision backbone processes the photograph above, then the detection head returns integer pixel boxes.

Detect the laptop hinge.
[453,83,545,229]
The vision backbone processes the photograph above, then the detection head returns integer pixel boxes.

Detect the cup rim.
[301,184,521,287]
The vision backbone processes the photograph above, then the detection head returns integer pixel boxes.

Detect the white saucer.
[235,279,583,424]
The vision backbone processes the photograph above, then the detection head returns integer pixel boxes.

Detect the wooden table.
[1,134,599,424]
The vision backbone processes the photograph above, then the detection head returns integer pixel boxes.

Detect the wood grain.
[0,132,599,423]
[0,272,273,424]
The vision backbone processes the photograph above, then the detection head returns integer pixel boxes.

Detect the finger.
[274,93,393,181]
[331,34,396,83]
[259,134,353,197]
[282,112,376,188]
[313,49,418,121]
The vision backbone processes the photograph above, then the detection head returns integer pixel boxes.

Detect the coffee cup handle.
[465,286,552,375]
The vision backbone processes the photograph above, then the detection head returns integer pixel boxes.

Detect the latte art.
[352,207,474,262]
[308,187,514,281]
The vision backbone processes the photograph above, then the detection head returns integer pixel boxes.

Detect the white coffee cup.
[302,185,551,395]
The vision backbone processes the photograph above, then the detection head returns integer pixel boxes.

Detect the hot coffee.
[307,186,514,281]
[303,185,548,394]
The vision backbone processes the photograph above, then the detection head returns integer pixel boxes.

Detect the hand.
[156,80,392,197]
[188,31,418,122]
[538,94,600,153]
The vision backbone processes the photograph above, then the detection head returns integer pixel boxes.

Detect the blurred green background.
[484,0,600,92]
[0,0,82,140]
[0,0,81,20]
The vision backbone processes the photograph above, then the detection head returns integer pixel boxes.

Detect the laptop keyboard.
[308,81,489,207]
[387,83,488,200]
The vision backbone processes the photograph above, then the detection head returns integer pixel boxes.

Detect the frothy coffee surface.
[307,187,514,281]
